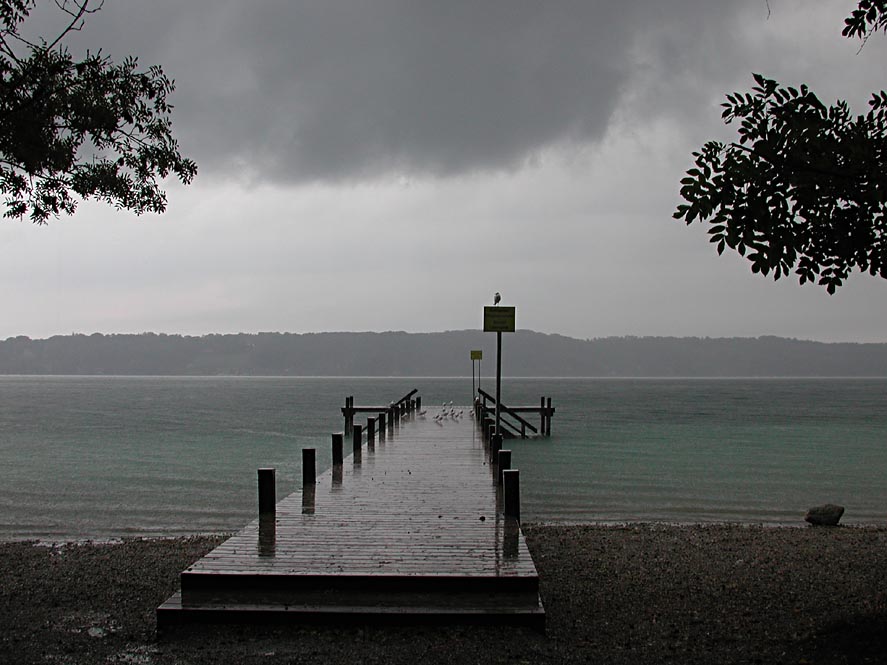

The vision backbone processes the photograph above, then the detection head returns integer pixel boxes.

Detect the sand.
[1,524,886,664]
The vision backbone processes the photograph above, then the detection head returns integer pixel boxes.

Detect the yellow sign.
[483,306,515,333]
[470,349,483,360]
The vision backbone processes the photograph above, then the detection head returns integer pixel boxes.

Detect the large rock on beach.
[804,504,845,526]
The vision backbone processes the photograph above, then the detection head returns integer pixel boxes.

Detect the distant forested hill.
[1,331,886,376]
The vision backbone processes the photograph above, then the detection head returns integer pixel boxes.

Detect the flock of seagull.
[416,401,469,426]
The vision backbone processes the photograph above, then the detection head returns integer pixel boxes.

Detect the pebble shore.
[2,524,886,664]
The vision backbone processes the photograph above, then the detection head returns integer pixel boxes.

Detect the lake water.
[1,376,885,540]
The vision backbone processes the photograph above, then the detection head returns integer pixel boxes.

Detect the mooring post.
[367,417,376,448]
[353,423,363,457]
[302,448,316,487]
[540,396,545,435]
[331,432,343,466]
[546,397,553,436]
[416,396,422,411]
[258,514,276,557]
[503,469,520,522]
[497,449,511,485]
[258,467,276,516]
[378,412,386,439]
[491,433,503,464]
[345,396,354,436]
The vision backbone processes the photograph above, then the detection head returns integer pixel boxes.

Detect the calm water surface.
[0,376,885,539]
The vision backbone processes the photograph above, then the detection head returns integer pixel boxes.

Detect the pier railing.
[476,387,554,438]
[341,389,420,435]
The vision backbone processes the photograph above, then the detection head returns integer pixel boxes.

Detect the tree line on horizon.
[2,330,887,377]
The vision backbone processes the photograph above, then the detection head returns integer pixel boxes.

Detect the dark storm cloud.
[51,1,749,182]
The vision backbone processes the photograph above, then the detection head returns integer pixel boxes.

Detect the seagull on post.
[494,292,501,306]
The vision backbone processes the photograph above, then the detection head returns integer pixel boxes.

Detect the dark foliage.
[0,0,195,223]
[674,1,887,293]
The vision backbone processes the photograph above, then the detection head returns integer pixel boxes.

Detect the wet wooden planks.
[158,406,544,628]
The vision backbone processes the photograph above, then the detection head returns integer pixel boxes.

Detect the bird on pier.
[494,292,501,306]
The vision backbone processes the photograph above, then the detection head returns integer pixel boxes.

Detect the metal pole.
[495,330,502,437]
[472,358,475,407]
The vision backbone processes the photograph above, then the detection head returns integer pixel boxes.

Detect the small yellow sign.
[483,306,516,333]
[470,349,483,360]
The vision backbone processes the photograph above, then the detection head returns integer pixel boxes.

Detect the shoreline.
[6,518,883,546]
[2,523,886,664]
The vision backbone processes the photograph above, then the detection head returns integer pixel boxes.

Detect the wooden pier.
[157,395,544,629]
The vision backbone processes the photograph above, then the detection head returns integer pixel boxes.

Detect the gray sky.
[3,1,887,342]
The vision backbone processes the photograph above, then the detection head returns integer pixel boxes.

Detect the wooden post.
[258,514,276,557]
[367,417,376,443]
[486,421,495,443]
[491,433,503,464]
[332,432,343,466]
[258,468,276,516]
[393,406,400,431]
[503,469,520,522]
[498,449,511,485]
[353,424,363,456]
[540,396,545,435]
[416,396,422,411]
[302,448,316,487]
[301,485,316,515]
[546,397,553,436]
[378,412,386,439]
[345,396,354,436]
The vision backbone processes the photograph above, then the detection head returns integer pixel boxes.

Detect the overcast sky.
[3,1,887,342]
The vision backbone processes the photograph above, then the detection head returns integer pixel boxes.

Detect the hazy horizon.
[7,328,887,345]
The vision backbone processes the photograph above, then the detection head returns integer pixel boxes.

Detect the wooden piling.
[491,433,503,465]
[367,417,376,444]
[331,433,343,466]
[503,469,520,522]
[546,397,552,436]
[416,396,422,411]
[302,448,316,487]
[540,396,545,435]
[353,424,363,457]
[345,396,354,436]
[378,412,386,439]
[258,514,275,557]
[497,449,511,485]
[257,468,276,516]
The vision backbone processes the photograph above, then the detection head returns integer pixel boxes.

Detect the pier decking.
[157,403,544,628]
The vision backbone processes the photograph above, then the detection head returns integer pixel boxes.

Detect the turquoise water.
[0,376,885,539]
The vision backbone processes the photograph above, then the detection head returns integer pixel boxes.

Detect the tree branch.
[45,0,102,52]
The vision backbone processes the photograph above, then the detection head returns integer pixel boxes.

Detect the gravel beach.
[2,524,886,664]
